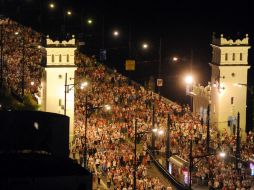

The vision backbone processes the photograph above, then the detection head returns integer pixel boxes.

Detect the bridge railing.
[147,149,189,190]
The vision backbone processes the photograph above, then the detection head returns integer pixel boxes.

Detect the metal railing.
[147,149,189,190]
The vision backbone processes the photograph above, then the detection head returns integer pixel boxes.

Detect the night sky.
[1,0,253,104]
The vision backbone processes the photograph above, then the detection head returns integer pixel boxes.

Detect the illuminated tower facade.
[210,34,250,139]
[41,36,77,142]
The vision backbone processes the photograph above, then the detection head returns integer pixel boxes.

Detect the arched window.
[59,54,62,62]
[232,53,235,61]
[67,54,69,62]
[52,55,54,62]
[240,53,242,61]
[225,53,228,61]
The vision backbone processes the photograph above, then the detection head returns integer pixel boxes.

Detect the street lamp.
[142,42,149,50]
[87,18,93,25]
[133,118,163,190]
[189,140,226,189]
[184,75,194,111]
[113,30,119,37]
[64,73,87,115]
[83,95,111,168]
[166,113,172,170]
[66,10,72,16]
[49,3,55,9]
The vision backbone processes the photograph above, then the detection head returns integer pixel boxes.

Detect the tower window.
[232,53,235,61]
[67,54,69,62]
[225,53,228,61]
[240,53,242,61]
[59,54,62,62]
[231,97,234,105]
[52,55,54,62]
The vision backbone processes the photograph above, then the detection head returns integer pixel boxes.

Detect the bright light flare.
[80,82,88,89]
[185,75,194,85]
[219,151,226,158]
[30,81,35,86]
[49,3,55,9]
[104,105,111,111]
[234,83,242,87]
[172,57,178,61]
[152,128,158,133]
[87,19,93,24]
[142,43,149,49]
[67,11,72,15]
[158,129,164,135]
[113,30,119,37]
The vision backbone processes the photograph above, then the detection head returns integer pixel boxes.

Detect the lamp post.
[207,104,210,154]
[84,95,88,168]
[64,73,87,115]
[166,113,171,169]
[133,119,137,190]
[151,103,155,155]
[236,112,241,174]
[141,38,163,94]
[133,118,163,190]
[185,75,194,111]
[83,97,111,168]
[189,140,226,189]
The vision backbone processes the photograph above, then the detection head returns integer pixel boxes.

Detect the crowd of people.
[1,17,254,189]
[0,17,44,97]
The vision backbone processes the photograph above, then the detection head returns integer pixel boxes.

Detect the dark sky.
[1,0,253,103]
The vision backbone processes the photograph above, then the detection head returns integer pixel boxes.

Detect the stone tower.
[41,36,77,143]
[210,34,250,139]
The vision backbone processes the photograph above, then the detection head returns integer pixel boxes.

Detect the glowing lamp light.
[142,43,149,49]
[80,82,88,89]
[185,75,193,85]
[87,19,93,24]
[14,31,19,35]
[234,83,242,87]
[30,81,35,86]
[172,57,178,61]
[67,11,72,15]
[104,105,111,111]
[152,128,158,133]
[219,151,226,158]
[49,3,55,9]
[113,30,119,37]
[158,129,164,135]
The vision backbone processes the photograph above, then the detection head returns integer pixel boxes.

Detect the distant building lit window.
[52,55,54,62]
[240,53,242,61]
[232,53,235,61]
[225,53,228,61]
[67,54,69,62]
[59,54,62,62]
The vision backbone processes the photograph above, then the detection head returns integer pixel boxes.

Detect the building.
[210,34,251,140]
[41,36,77,142]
